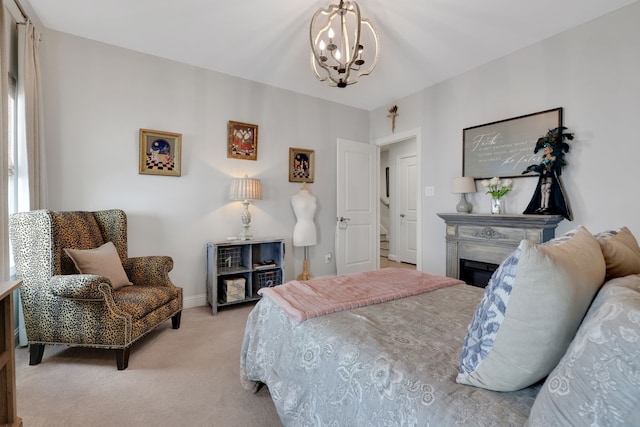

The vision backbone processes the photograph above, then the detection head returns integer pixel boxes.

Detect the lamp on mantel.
[229,175,262,240]
[309,0,380,88]
[452,177,477,213]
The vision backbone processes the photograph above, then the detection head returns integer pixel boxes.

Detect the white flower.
[481,179,490,188]
[484,176,513,199]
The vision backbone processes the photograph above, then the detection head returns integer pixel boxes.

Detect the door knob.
[337,216,350,229]
[400,214,406,218]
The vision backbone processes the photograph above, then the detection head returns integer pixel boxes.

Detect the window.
[8,74,18,276]
[7,74,18,214]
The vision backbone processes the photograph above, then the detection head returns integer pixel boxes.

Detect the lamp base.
[239,201,253,240]
[239,226,252,241]
[456,194,473,213]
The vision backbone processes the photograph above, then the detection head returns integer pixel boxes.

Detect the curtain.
[1,0,11,282]
[17,20,47,211]
[15,20,46,345]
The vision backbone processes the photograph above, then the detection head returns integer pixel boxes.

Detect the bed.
[241,226,640,426]
[240,268,539,426]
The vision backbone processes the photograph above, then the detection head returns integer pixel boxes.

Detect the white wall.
[36,1,640,303]
[40,31,369,307]
[371,2,640,276]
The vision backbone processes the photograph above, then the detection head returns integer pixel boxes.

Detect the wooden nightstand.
[1,280,22,427]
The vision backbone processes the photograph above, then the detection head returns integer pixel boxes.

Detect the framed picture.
[463,107,562,179]
[289,148,315,183]
[139,128,182,177]
[228,121,258,160]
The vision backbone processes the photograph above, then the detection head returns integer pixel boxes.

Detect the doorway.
[377,129,421,270]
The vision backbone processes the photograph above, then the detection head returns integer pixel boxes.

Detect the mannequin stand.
[297,246,311,281]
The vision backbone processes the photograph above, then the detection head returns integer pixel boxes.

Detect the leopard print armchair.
[9,209,183,370]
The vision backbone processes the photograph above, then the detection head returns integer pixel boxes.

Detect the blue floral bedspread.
[241,283,540,426]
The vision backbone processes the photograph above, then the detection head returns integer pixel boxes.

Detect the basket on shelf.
[217,246,242,271]
[256,269,281,289]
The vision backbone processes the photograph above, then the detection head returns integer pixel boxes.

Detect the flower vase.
[491,197,503,215]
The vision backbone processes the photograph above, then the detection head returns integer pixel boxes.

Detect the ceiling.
[26,0,638,111]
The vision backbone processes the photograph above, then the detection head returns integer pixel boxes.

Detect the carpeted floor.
[14,304,282,427]
[380,257,416,270]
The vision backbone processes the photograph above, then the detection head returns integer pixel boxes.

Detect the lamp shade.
[452,177,477,194]
[229,175,262,201]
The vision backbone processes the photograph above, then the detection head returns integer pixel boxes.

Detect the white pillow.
[64,242,133,290]
[457,226,606,391]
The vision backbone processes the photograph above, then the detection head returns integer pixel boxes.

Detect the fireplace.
[459,259,498,288]
[437,213,564,285]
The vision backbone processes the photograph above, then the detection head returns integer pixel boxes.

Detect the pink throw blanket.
[258,268,464,322]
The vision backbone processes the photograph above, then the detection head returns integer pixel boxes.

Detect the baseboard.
[184,294,207,309]
[388,254,398,261]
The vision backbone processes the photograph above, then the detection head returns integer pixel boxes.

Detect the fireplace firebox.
[459,259,499,288]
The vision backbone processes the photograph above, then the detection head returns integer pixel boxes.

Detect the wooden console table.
[437,213,564,280]
[1,280,22,427]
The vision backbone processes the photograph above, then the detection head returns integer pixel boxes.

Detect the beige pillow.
[64,242,133,290]
[596,226,640,280]
[457,226,606,391]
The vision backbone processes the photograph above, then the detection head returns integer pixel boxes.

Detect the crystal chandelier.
[309,0,380,88]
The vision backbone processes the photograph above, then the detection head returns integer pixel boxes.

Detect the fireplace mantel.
[437,213,564,282]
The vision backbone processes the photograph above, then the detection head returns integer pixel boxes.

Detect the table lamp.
[229,175,262,240]
[452,177,476,213]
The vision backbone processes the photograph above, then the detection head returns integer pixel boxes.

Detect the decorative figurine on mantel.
[521,127,574,220]
[387,105,399,133]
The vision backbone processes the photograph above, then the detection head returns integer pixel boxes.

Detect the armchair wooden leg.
[116,347,130,370]
[29,343,45,365]
[172,311,182,329]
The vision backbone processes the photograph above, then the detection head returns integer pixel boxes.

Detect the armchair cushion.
[113,285,181,320]
[64,242,133,290]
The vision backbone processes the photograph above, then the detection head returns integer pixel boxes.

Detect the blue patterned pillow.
[458,247,521,373]
[457,226,606,391]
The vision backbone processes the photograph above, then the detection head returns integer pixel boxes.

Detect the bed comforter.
[241,281,541,426]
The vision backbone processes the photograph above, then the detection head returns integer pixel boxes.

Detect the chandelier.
[309,0,380,88]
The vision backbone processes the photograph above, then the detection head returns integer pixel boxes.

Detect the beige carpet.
[380,257,416,270]
[14,304,282,427]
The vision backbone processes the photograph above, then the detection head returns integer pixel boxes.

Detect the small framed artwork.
[289,147,315,183]
[139,128,182,177]
[228,121,258,160]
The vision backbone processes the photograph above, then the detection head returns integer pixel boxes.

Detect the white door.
[397,154,417,264]
[336,139,377,275]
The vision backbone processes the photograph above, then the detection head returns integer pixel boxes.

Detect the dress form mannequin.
[291,183,317,280]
